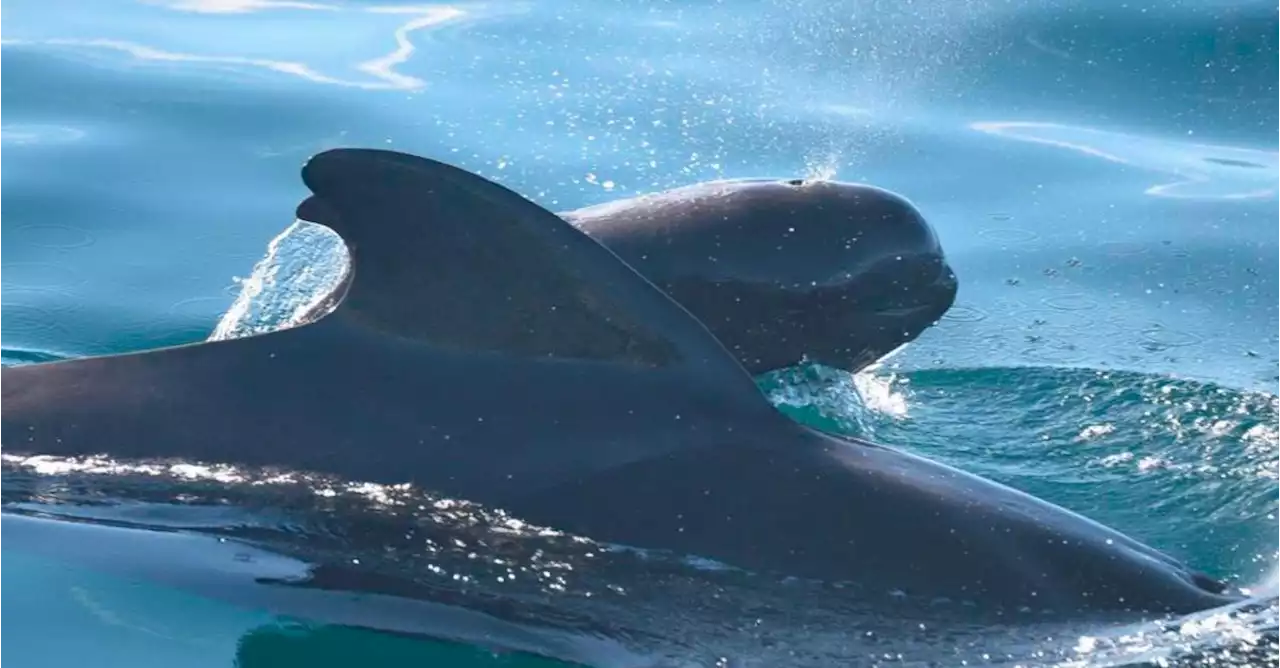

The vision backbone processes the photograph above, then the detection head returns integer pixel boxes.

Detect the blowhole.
[785,178,806,187]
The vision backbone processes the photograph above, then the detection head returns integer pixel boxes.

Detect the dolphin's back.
[2,149,787,500]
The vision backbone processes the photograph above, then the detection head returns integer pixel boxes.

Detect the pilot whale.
[559,179,957,374]
[2,148,1238,619]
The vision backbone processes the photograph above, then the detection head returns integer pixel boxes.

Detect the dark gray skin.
[1,148,1238,619]
[563,180,958,374]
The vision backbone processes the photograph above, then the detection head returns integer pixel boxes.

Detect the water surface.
[2,0,1277,666]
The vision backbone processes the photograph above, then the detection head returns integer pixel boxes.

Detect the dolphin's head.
[567,178,958,375]
[723,177,959,374]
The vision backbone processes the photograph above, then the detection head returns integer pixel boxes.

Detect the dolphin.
[560,179,957,374]
[1,148,1239,618]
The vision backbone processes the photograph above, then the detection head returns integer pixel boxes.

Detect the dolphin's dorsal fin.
[1,148,779,482]
[296,148,760,392]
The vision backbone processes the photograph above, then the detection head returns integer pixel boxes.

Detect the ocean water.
[1,0,1277,666]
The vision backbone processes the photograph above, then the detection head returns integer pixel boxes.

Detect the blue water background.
[2,0,1277,666]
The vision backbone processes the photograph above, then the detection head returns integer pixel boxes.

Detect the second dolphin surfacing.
[563,178,957,375]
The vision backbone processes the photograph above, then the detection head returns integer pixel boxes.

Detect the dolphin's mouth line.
[864,265,957,318]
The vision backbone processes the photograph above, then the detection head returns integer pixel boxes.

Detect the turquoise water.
[2,0,1277,666]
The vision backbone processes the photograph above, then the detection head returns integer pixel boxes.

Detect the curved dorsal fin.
[295,148,758,390]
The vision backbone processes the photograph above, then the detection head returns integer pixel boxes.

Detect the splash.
[1,452,251,483]
[762,362,911,438]
[209,221,348,342]
[801,147,843,182]
[851,369,910,420]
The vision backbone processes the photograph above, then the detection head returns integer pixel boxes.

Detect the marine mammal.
[1,148,1238,618]
[561,180,957,374]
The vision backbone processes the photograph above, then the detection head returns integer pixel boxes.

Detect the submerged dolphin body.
[560,179,957,374]
[1,149,1238,619]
